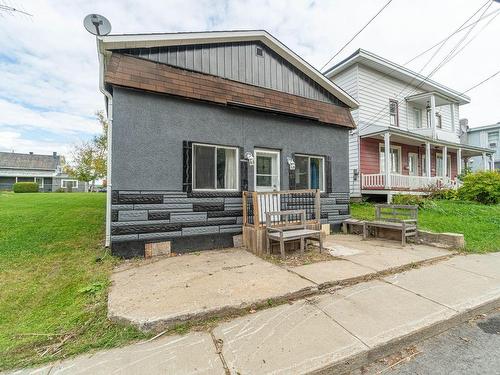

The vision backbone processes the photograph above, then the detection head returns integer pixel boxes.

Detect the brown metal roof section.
[105,54,355,129]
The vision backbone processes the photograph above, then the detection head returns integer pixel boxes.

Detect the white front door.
[255,149,280,223]
[408,153,418,176]
[255,149,280,192]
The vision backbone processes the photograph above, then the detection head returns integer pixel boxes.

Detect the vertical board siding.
[116,41,342,105]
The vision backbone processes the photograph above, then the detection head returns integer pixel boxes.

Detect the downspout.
[97,37,113,248]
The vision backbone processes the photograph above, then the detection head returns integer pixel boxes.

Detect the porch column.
[430,94,437,139]
[492,154,496,171]
[442,145,448,178]
[482,152,488,171]
[425,142,431,178]
[384,132,391,189]
[457,148,462,176]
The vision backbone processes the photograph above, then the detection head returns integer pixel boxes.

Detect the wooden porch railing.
[361,173,458,190]
[242,189,321,228]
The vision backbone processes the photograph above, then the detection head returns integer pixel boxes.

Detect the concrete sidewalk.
[14,252,500,375]
[108,235,452,330]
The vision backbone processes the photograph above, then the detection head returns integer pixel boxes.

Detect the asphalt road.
[358,310,500,375]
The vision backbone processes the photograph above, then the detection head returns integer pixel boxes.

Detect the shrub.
[55,188,66,193]
[392,194,430,208]
[428,188,457,200]
[12,182,39,193]
[458,171,500,205]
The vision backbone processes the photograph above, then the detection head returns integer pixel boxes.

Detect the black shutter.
[240,147,248,191]
[325,155,332,193]
[288,153,296,190]
[182,141,193,192]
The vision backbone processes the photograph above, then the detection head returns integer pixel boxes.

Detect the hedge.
[13,182,39,193]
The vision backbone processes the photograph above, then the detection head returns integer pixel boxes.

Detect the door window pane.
[380,146,401,174]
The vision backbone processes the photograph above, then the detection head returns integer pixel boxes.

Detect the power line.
[462,69,500,93]
[404,8,500,65]
[0,3,33,17]
[357,0,493,132]
[320,0,393,72]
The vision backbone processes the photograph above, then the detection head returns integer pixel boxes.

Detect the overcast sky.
[1,0,499,157]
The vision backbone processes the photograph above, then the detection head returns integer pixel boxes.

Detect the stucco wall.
[112,87,349,193]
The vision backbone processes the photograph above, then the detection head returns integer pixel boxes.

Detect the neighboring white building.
[325,49,493,201]
[464,122,500,171]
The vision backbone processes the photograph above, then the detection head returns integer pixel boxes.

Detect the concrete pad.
[442,253,500,280]
[315,280,456,348]
[213,300,367,374]
[327,235,451,272]
[108,248,315,330]
[384,264,500,312]
[292,259,376,286]
[13,332,223,375]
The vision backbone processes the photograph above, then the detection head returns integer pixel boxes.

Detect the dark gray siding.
[110,87,350,255]
[115,42,342,105]
[112,87,349,192]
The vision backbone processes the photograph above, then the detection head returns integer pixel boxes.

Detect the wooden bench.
[362,204,418,246]
[265,209,322,258]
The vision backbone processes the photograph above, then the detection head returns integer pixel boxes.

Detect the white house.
[463,122,499,171]
[325,49,493,201]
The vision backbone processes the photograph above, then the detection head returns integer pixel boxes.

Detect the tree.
[66,111,108,191]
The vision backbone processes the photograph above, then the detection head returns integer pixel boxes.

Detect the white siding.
[332,66,361,196]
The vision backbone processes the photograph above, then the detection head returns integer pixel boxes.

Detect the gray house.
[0,151,87,192]
[463,122,499,171]
[96,30,358,258]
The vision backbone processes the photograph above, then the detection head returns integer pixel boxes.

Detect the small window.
[192,144,238,191]
[413,108,422,128]
[294,155,325,191]
[435,113,442,129]
[389,100,399,126]
[61,179,78,189]
[256,47,264,57]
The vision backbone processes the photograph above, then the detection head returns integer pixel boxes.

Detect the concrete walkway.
[14,252,500,375]
[108,235,452,330]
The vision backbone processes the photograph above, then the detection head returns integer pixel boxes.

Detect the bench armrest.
[267,227,284,233]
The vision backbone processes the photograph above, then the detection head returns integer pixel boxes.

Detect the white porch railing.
[362,173,458,190]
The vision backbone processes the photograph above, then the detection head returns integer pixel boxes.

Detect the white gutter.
[97,37,113,247]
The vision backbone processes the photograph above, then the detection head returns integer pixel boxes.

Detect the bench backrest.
[265,209,306,230]
[375,204,418,223]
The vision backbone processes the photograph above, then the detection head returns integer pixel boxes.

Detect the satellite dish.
[83,14,111,36]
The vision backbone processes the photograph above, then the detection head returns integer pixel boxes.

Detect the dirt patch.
[263,245,337,267]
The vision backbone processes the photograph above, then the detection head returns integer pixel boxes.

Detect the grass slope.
[351,200,500,253]
[0,193,148,370]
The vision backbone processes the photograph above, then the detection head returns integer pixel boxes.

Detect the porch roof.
[360,127,494,157]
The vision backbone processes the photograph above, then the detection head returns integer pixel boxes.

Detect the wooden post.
[252,191,260,228]
[242,192,247,226]
[315,189,321,224]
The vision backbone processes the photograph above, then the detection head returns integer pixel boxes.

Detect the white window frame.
[379,144,402,174]
[389,99,399,127]
[408,152,418,176]
[61,179,78,189]
[487,131,499,148]
[192,143,240,192]
[294,154,325,192]
[34,177,44,188]
[254,149,280,192]
[435,113,442,129]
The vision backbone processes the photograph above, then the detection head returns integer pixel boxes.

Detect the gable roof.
[324,49,470,105]
[0,152,62,171]
[98,30,358,109]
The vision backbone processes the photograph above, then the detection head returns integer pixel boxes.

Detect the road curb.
[311,297,500,375]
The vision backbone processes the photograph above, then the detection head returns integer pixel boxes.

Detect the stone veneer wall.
[110,190,350,257]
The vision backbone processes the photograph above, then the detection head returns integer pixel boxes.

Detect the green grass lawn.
[351,200,500,253]
[0,193,148,371]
